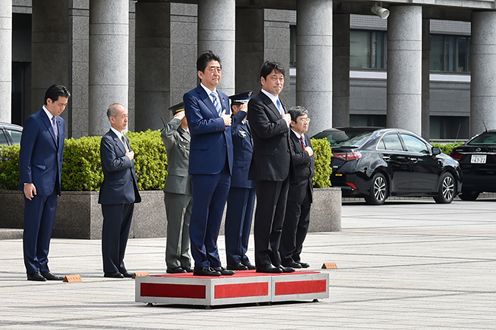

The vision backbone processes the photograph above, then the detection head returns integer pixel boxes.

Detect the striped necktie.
[210,92,222,115]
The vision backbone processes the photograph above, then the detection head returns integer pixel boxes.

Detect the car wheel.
[459,191,480,201]
[365,173,388,205]
[433,172,456,204]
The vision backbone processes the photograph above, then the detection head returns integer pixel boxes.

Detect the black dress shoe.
[214,267,235,275]
[256,265,282,273]
[104,272,124,278]
[193,267,221,276]
[121,272,135,278]
[27,272,46,282]
[167,267,187,274]
[227,263,248,271]
[278,265,295,273]
[182,266,193,273]
[41,272,63,281]
[282,261,302,269]
[298,262,310,268]
[242,262,256,270]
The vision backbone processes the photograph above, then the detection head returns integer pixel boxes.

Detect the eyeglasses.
[297,117,311,123]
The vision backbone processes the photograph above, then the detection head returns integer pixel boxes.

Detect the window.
[400,134,429,154]
[430,34,470,73]
[6,129,22,144]
[350,30,387,70]
[380,133,403,151]
[0,130,8,145]
[290,25,297,67]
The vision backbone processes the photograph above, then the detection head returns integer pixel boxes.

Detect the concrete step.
[0,228,23,240]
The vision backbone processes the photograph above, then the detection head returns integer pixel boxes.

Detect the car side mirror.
[431,147,441,156]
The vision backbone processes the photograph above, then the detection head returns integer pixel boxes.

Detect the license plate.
[471,155,486,164]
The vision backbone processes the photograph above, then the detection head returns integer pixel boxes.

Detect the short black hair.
[259,61,285,79]
[288,106,308,122]
[44,84,70,105]
[197,51,222,72]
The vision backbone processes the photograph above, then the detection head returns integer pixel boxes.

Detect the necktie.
[210,92,222,115]
[299,136,306,150]
[51,117,58,139]
[121,135,129,152]
[276,99,284,115]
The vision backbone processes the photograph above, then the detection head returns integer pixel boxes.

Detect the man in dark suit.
[183,51,234,276]
[225,91,256,271]
[161,102,193,274]
[280,107,314,269]
[99,103,141,279]
[247,61,294,273]
[19,84,70,281]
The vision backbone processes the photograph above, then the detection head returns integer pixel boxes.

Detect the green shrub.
[0,130,167,191]
[311,138,332,188]
[0,144,20,190]
[431,142,463,155]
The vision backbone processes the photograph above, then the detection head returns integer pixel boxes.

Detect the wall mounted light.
[371,3,390,19]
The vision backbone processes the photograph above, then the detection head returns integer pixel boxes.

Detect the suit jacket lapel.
[109,130,126,154]
[260,93,282,119]
[197,86,219,117]
[40,109,58,147]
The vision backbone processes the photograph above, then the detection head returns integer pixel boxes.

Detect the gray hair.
[107,103,124,119]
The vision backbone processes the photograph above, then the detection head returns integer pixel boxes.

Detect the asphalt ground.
[1,198,495,329]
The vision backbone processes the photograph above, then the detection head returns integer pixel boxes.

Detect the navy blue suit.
[225,111,256,266]
[183,85,233,269]
[19,108,64,275]
[99,130,141,274]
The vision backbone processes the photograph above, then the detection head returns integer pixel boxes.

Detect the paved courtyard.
[1,199,495,329]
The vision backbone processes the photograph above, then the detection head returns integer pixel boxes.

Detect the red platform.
[135,270,329,307]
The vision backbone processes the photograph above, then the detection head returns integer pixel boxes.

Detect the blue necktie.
[276,99,284,115]
[51,117,58,139]
[210,92,222,115]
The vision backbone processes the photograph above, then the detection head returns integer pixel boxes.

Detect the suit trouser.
[280,183,312,264]
[190,172,231,269]
[23,192,58,275]
[101,203,134,274]
[225,187,256,265]
[254,179,289,268]
[164,192,192,269]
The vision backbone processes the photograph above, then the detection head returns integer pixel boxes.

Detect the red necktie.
[299,136,305,150]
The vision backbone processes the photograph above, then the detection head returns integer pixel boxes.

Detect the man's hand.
[305,146,314,157]
[222,113,232,126]
[23,183,37,200]
[126,150,135,161]
[283,113,291,126]
[174,111,185,120]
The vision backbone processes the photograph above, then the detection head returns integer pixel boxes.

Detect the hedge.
[431,142,463,155]
[0,131,332,191]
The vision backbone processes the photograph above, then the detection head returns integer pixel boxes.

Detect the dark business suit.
[19,108,64,275]
[99,130,141,275]
[247,91,291,268]
[280,131,314,265]
[162,118,192,270]
[183,85,233,269]
[225,111,256,266]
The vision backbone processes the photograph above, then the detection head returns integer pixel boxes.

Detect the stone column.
[387,6,422,135]
[296,0,333,136]
[422,18,430,139]
[198,0,235,95]
[332,13,350,128]
[31,0,70,118]
[135,0,170,131]
[89,0,129,135]
[236,8,264,94]
[0,0,11,122]
[470,11,496,135]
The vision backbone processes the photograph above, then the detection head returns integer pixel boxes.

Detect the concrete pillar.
[198,0,235,95]
[296,0,333,136]
[236,8,264,94]
[422,18,430,139]
[332,13,350,128]
[135,0,170,131]
[387,6,422,135]
[89,0,129,135]
[31,0,70,118]
[0,0,11,123]
[470,11,496,135]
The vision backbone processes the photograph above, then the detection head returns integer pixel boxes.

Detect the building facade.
[2,0,496,139]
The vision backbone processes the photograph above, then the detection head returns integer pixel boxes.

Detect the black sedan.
[450,130,496,200]
[313,127,462,205]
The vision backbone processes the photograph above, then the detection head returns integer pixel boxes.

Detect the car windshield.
[467,132,496,145]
